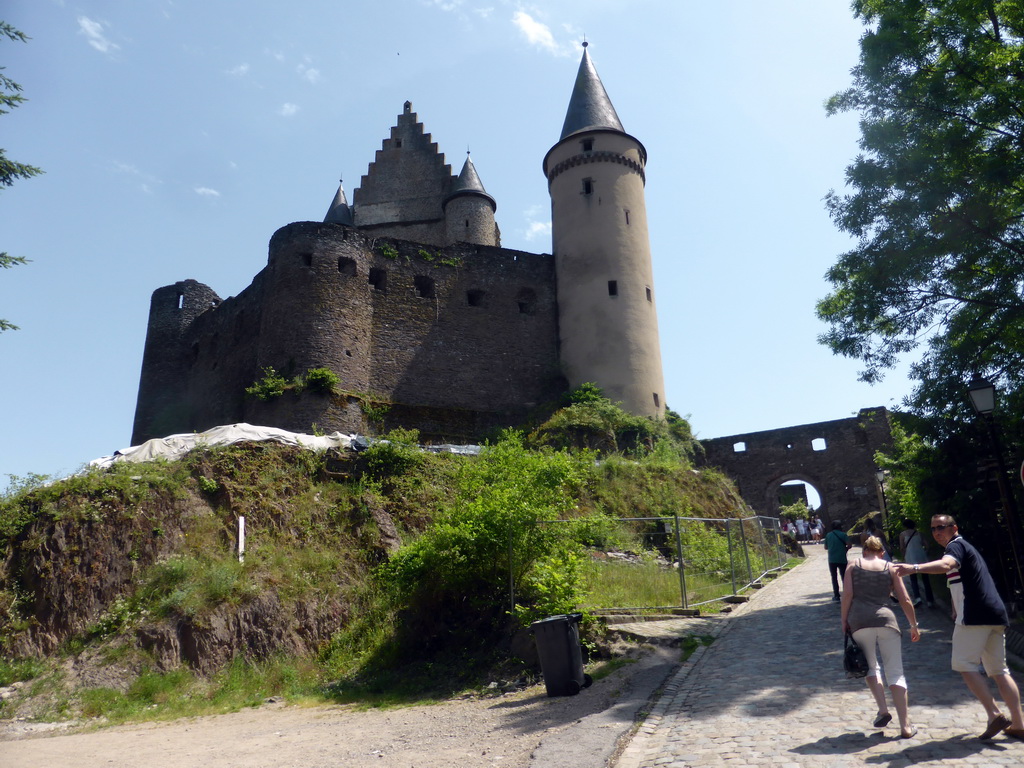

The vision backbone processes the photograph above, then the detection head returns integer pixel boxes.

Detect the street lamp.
[875,469,888,524]
[966,374,1024,599]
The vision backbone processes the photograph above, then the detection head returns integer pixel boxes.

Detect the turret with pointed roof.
[443,152,500,246]
[323,179,353,225]
[544,43,665,420]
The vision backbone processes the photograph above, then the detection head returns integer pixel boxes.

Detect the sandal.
[900,727,918,739]
[873,713,892,728]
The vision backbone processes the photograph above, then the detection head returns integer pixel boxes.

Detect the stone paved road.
[613,544,1024,768]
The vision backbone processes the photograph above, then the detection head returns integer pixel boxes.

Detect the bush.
[303,367,340,394]
[245,367,289,401]
[375,432,593,646]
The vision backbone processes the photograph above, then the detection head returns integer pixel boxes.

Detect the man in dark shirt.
[895,514,1024,740]
[825,521,851,602]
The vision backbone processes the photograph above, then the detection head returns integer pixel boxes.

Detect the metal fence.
[517,514,791,613]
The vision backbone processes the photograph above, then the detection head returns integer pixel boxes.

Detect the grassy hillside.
[0,404,757,723]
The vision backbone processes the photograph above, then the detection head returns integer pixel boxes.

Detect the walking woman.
[841,535,921,738]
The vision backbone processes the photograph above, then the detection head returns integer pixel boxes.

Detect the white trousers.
[852,626,906,689]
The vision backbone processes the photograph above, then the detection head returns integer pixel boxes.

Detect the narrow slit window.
[301,252,313,268]
[177,293,184,310]
[624,209,630,225]
[582,178,593,195]
[646,286,652,302]
[414,275,435,299]
[368,268,387,293]
[608,280,618,297]
[653,393,660,408]
[582,138,593,152]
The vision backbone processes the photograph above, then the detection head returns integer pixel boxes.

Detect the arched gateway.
[699,408,893,528]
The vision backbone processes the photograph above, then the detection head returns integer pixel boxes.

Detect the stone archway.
[700,407,892,529]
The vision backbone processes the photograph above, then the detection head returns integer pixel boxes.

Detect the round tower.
[543,43,665,418]
[443,152,499,246]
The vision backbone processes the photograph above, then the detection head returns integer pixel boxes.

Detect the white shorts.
[951,624,1009,676]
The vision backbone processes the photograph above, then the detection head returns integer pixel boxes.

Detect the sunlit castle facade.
[131,45,666,445]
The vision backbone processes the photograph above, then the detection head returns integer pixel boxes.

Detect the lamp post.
[967,374,1024,598]
[875,469,888,524]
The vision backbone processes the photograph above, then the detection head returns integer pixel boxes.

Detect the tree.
[817,1,1024,425]
[1,21,42,332]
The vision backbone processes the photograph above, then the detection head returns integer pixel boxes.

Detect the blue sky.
[0,1,912,488]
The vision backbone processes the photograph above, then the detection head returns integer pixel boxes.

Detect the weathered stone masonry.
[699,408,893,526]
[132,224,561,445]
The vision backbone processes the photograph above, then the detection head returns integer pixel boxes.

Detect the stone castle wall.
[699,408,893,527]
[131,222,563,445]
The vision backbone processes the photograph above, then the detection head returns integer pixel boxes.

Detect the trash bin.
[529,613,593,696]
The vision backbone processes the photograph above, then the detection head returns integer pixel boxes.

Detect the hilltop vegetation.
[0,397,754,723]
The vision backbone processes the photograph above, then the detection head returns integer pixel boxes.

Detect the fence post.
[673,512,688,609]
[776,519,785,570]
[756,516,769,576]
[738,519,754,588]
[726,518,737,596]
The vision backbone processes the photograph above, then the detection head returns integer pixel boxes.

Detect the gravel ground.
[0,646,680,768]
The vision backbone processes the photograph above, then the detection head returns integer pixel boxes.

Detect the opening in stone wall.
[414,275,435,298]
[338,257,356,276]
[517,287,537,315]
[369,268,387,293]
[467,289,486,307]
[812,437,827,451]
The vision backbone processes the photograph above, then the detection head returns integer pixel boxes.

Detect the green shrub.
[364,429,422,478]
[303,367,340,394]
[245,367,289,401]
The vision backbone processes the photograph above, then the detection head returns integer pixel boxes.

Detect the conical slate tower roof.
[323,179,353,225]
[559,43,624,140]
[444,152,496,210]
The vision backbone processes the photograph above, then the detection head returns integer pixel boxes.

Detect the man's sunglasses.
[930,523,954,533]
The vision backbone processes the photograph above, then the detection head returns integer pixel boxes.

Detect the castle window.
[467,289,486,307]
[394,139,402,148]
[646,286,652,302]
[338,257,356,276]
[368,268,387,293]
[653,393,660,408]
[608,280,618,297]
[414,275,435,299]
[812,437,827,452]
[517,288,537,315]
[625,209,630,225]
[582,178,593,195]
[465,219,469,228]
[301,252,313,268]
[733,441,747,453]
[582,138,593,152]
[176,292,184,310]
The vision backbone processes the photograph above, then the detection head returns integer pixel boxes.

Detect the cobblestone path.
[614,544,1024,768]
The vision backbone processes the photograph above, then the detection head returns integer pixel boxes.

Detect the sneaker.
[912,598,923,607]
[832,595,841,602]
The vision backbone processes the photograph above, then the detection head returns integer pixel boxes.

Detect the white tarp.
[90,423,357,469]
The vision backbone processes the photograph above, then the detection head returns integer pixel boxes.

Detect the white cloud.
[227,63,250,77]
[78,16,119,54]
[194,187,221,198]
[278,103,299,117]
[298,64,320,84]
[112,161,160,194]
[513,11,558,54]
[523,206,551,242]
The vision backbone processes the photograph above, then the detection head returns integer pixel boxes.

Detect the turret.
[323,179,353,225]
[443,152,500,246]
[543,43,666,418]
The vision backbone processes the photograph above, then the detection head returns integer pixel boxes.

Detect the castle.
[131,45,666,445]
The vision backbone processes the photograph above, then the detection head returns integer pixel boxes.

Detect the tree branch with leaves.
[1,21,42,332]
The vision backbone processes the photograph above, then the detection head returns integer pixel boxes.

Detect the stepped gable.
[352,101,453,238]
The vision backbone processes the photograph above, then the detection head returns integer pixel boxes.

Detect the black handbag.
[844,632,868,678]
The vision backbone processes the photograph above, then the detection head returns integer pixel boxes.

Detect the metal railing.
[515,514,791,613]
